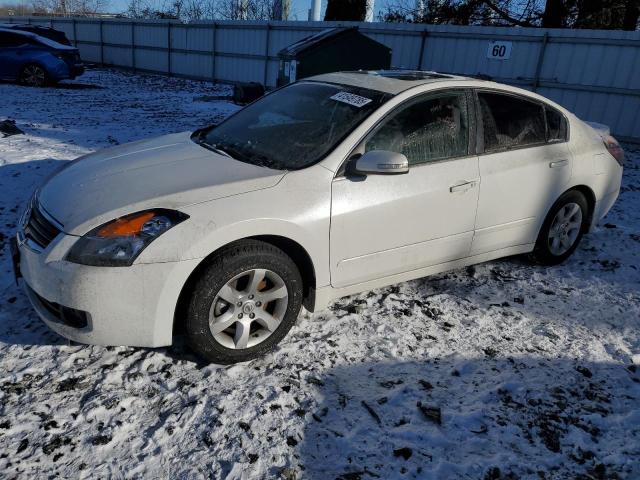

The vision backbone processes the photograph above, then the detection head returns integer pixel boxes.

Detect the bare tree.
[123,0,288,21]
[0,2,34,15]
[214,0,287,20]
[383,0,541,26]
[31,0,109,16]
[382,0,638,30]
[542,0,568,27]
[126,0,166,18]
[622,0,640,29]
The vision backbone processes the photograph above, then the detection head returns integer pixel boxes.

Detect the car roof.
[0,26,74,50]
[0,26,34,36]
[307,70,472,95]
[0,26,40,40]
[0,23,40,28]
[0,24,65,34]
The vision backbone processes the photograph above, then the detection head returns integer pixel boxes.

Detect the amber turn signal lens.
[96,212,155,237]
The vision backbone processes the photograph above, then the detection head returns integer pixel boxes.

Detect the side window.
[545,106,568,142]
[478,92,546,152]
[0,32,29,48]
[363,91,470,165]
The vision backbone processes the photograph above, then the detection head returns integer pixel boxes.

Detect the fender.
[175,165,333,288]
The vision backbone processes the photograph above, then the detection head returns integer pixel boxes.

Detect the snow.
[1,69,639,479]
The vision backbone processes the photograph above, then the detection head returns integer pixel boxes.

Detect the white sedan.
[13,71,624,364]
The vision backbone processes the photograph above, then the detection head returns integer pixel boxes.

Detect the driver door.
[330,90,480,288]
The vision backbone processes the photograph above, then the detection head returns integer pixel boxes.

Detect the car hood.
[39,131,286,235]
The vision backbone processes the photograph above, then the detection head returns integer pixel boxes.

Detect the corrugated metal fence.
[2,17,639,140]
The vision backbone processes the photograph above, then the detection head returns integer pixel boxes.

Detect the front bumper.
[17,232,199,347]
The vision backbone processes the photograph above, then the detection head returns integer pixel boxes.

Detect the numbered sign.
[487,41,512,60]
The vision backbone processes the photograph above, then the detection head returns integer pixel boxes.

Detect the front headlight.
[66,209,188,267]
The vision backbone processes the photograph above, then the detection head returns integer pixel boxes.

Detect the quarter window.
[545,106,568,142]
[478,92,546,152]
[363,92,470,165]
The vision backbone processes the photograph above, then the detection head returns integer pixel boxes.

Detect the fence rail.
[2,16,639,140]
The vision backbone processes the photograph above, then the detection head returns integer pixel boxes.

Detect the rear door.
[471,90,572,255]
[330,89,480,288]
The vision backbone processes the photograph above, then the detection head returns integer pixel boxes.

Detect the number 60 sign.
[487,41,512,60]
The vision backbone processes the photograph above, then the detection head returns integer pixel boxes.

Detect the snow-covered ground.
[1,69,639,480]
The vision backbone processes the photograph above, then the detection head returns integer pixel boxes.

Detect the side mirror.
[353,150,409,175]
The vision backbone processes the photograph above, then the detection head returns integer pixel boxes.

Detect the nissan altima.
[12,71,624,364]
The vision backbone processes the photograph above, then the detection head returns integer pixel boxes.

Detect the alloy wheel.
[208,269,289,349]
[22,65,46,87]
[548,202,582,256]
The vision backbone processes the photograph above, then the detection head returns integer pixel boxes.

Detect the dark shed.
[276,27,392,87]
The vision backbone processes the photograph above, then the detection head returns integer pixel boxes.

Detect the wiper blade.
[250,153,283,170]
[196,135,282,169]
[192,128,207,141]
[198,139,236,159]
[210,145,234,159]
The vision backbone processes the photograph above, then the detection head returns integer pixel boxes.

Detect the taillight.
[603,134,624,166]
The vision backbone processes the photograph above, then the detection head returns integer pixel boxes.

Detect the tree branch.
[482,0,535,27]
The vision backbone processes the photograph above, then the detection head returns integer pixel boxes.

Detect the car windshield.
[194,82,389,170]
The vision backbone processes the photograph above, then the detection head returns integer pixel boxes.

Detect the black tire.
[531,190,589,266]
[19,64,48,87]
[185,239,303,364]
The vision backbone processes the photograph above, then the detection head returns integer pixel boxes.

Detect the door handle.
[449,181,476,193]
[549,159,568,168]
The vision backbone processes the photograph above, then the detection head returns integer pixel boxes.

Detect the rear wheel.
[20,64,47,87]
[531,190,588,265]
[185,240,303,364]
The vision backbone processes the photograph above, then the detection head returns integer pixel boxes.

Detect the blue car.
[0,27,84,87]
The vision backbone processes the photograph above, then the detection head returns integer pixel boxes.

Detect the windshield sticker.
[330,92,373,108]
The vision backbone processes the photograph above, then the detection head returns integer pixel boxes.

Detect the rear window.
[21,27,71,46]
[478,92,546,152]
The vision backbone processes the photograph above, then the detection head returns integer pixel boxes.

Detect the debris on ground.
[0,119,24,137]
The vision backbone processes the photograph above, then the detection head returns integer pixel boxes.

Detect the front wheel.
[531,190,588,266]
[185,240,303,364]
